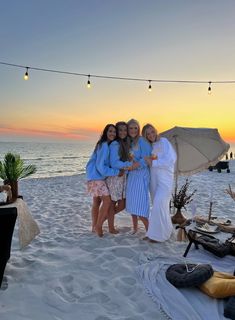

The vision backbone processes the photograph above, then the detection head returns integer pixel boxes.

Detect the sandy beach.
[1,161,235,320]
[1,0,235,318]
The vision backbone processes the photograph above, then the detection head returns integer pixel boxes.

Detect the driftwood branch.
[225,184,235,201]
[172,178,197,210]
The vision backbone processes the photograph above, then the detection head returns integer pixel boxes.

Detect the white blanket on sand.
[3,198,40,248]
[137,250,235,320]
[16,199,40,248]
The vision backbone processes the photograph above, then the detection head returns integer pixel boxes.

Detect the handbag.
[197,235,231,258]
[226,236,235,256]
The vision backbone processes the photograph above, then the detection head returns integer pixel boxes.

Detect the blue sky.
[1,0,235,141]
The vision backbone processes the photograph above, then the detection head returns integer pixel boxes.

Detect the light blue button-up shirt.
[130,136,152,168]
[86,142,119,181]
[109,140,132,169]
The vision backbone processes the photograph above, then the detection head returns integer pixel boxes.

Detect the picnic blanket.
[137,249,235,320]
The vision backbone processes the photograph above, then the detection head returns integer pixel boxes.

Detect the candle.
[190,201,197,222]
[208,188,214,222]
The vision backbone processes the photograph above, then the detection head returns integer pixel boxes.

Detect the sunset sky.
[0,0,235,142]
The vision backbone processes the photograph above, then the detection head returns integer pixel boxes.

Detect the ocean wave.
[61,156,79,159]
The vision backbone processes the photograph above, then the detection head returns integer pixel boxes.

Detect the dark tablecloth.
[0,207,17,287]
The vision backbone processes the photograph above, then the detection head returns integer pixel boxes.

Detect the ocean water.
[0,141,95,178]
[0,141,234,179]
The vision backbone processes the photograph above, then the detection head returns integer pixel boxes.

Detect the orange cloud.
[0,125,100,141]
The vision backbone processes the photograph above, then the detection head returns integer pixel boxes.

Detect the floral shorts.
[87,180,110,197]
[106,175,126,202]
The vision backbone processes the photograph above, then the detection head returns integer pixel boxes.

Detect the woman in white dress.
[142,124,177,242]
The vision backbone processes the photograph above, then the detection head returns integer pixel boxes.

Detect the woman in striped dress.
[125,119,152,233]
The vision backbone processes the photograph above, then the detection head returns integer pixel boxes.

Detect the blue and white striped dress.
[125,137,151,217]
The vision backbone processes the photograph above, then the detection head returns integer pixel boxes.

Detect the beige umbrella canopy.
[161,126,230,177]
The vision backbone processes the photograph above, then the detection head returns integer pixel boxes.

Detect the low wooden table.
[182,221,234,257]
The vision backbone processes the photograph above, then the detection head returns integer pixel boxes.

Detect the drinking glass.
[151,151,158,160]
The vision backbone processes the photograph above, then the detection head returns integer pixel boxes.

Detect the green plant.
[172,179,197,210]
[0,152,36,181]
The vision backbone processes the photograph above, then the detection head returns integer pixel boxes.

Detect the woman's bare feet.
[131,228,138,235]
[95,225,104,237]
[142,236,149,241]
[109,228,119,234]
[149,239,158,243]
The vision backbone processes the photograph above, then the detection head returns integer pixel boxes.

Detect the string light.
[1,61,235,93]
[87,74,91,88]
[208,81,212,95]
[24,67,29,80]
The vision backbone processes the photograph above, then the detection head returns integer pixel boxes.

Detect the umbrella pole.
[173,136,179,214]
[173,174,178,214]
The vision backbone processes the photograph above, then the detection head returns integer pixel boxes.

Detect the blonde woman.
[125,119,152,233]
[142,124,176,242]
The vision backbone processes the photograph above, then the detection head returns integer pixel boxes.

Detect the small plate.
[214,218,231,226]
[195,225,220,234]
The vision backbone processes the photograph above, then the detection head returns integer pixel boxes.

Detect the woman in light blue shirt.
[86,124,122,237]
[106,121,132,233]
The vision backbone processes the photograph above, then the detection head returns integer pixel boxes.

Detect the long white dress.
[146,137,177,242]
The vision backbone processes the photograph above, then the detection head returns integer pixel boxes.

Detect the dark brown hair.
[94,124,116,151]
[115,121,130,161]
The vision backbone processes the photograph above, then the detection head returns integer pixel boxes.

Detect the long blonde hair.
[141,123,159,143]
[127,118,140,147]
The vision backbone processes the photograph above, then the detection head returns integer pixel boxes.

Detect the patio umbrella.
[161,126,230,223]
[161,126,230,177]
[161,126,230,196]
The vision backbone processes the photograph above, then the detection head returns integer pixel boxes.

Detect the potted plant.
[171,178,197,225]
[0,153,37,200]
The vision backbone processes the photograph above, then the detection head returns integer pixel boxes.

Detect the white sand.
[0,161,235,320]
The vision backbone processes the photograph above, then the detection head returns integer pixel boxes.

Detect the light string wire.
[1,60,235,84]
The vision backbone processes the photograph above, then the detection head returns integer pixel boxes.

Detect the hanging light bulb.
[208,81,212,95]
[148,80,152,92]
[87,74,91,88]
[24,67,29,80]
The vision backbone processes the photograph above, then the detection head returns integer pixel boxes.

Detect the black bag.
[197,235,231,258]
[226,236,235,257]
[224,296,235,320]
